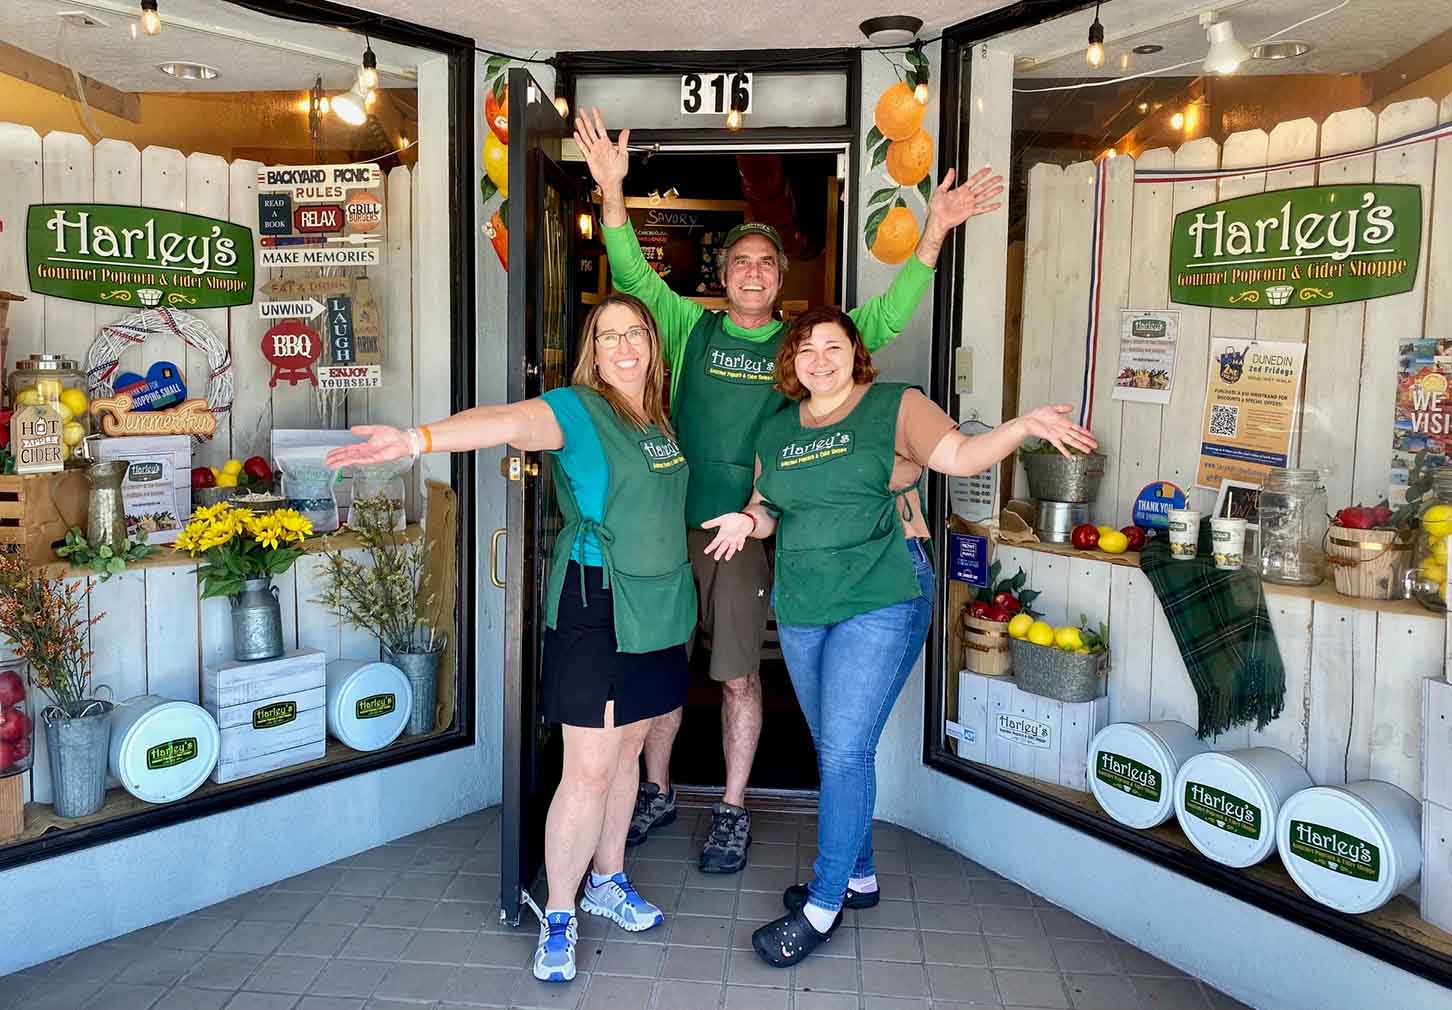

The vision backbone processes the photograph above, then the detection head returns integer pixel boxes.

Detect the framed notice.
[1195,338,1306,491]
[1112,310,1179,405]
[1391,338,1452,504]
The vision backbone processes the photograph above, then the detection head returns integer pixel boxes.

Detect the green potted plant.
[0,554,111,817]
[315,495,446,736]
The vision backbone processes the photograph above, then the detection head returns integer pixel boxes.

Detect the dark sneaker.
[626,782,677,848]
[699,802,751,873]
[752,907,842,967]
[783,883,880,913]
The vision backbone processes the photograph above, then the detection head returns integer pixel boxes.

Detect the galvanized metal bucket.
[387,648,442,736]
[44,699,114,818]
[231,577,284,662]
[1009,640,1107,704]
[1020,451,1107,503]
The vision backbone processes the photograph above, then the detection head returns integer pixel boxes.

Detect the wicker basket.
[960,613,1012,676]
[1326,525,1412,601]
[1009,638,1107,703]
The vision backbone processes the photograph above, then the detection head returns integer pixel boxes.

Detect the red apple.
[0,707,28,742]
[12,735,29,761]
[968,600,993,620]
[0,741,13,773]
[992,592,1022,615]
[1120,526,1147,552]
[982,606,1011,623]
[0,671,22,707]
[1070,523,1100,550]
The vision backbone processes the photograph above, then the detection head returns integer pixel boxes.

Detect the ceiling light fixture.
[1201,13,1250,75]
[139,0,160,36]
[1085,2,1105,68]
[1251,40,1311,61]
[859,15,923,45]
[331,80,369,126]
[158,61,218,80]
[1132,44,1163,55]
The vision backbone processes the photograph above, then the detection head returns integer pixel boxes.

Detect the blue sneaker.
[532,911,577,982]
[580,871,664,932]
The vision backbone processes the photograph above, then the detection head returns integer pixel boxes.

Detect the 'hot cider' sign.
[1169,184,1421,309]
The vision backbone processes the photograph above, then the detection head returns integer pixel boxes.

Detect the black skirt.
[541,561,690,728]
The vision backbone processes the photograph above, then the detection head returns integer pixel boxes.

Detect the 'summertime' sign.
[25,204,254,309]
[1169,184,1421,309]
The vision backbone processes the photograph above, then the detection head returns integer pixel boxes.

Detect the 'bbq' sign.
[1169,184,1421,309]
[262,321,322,387]
[25,204,255,309]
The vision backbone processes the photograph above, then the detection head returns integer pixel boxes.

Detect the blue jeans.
[776,538,935,914]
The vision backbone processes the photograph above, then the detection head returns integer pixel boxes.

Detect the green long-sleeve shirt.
[602,220,934,410]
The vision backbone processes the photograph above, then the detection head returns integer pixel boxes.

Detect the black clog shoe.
[751,907,843,968]
[783,882,881,913]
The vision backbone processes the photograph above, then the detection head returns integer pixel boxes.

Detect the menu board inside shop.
[256,163,385,268]
[625,200,746,300]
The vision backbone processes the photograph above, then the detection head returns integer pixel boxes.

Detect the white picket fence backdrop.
[1016,93,1452,524]
[0,124,422,474]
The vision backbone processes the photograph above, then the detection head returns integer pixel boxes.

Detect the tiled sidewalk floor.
[4,806,1253,1010]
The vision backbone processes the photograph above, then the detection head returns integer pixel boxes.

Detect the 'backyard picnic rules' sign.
[25,204,255,309]
[256,163,384,267]
[1169,184,1421,310]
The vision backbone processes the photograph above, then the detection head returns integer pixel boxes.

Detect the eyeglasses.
[595,326,650,349]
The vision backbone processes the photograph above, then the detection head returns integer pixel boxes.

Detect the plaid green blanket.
[1138,518,1285,738]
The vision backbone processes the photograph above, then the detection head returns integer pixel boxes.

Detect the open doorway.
[572,147,849,796]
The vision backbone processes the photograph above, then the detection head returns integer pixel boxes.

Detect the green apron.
[755,383,923,626]
[673,312,788,527]
[543,387,697,653]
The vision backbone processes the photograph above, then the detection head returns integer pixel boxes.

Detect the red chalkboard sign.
[294,204,345,234]
[262,321,322,387]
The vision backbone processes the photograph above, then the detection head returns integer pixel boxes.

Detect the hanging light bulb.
[554,96,569,118]
[577,212,594,240]
[1202,15,1250,75]
[1170,111,1185,130]
[318,95,330,114]
[1085,2,1105,68]
[913,82,929,104]
[358,44,379,92]
[726,96,743,131]
[332,81,368,126]
[139,0,161,36]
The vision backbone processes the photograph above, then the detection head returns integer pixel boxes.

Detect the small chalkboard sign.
[625,199,746,300]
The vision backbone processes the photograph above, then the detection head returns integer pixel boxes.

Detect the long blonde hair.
[571,292,674,438]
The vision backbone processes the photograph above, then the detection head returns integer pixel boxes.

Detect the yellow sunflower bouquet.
[174,502,313,599]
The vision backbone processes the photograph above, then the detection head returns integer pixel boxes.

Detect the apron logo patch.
[706,346,776,384]
[778,431,854,470]
[639,436,686,473]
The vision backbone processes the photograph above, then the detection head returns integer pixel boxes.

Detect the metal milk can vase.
[44,699,114,818]
[386,647,443,736]
[231,577,284,661]
[85,460,129,550]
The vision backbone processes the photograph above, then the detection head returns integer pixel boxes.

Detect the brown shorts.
[687,527,773,682]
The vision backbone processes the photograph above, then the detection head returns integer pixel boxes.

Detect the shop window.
[0,0,473,864]
[931,0,1452,978]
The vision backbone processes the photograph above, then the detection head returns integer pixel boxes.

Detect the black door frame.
[920,0,1452,989]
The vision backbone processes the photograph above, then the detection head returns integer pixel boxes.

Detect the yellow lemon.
[1433,537,1450,564]
[1420,558,1447,585]
[215,472,238,488]
[1054,626,1083,650]
[1007,613,1034,640]
[16,387,42,407]
[1097,525,1115,537]
[484,131,509,198]
[62,421,85,447]
[222,459,244,476]
[1426,519,1452,539]
[1026,621,1055,647]
[1075,646,1091,655]
[56,402,75,423]
[1423,504,1452,526]
[35,378,63,399]
[1098,530,1129,554]
[59,388,88,417]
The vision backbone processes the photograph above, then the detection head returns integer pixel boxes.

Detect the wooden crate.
[1423,799,1452,933]
[957,671,1110,792]
[0,470,89,564]
[202,649,326,784]
[961,613,1012,676]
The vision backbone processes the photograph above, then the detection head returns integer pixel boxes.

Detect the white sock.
[802,901,837,934]
[588,870,617,888]
[849,874,879,893]
[544,905,574,920]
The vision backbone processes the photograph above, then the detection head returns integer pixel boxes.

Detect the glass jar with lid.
[6,353,90,465]
[1257,468,1327,587]
[1407,467,1452,612]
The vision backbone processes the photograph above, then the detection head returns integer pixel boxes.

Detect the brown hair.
[774,305,878,401]
[571,292,674,437]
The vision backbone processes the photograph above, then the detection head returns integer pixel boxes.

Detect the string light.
[554,96,569,118]
[139,0,161,36]
[577,212,593,239]
[1085,2,1105,68]
[913,82,929,103]
[1171,111,1185,130]
[358,42,379,91]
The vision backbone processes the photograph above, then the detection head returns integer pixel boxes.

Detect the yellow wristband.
[420,424,433,453]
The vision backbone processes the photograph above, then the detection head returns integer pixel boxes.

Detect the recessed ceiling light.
[158,61,219,80]
[1251,40,1311,61]
[1132,44,1163,55]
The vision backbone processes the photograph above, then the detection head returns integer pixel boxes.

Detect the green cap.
[720,222,784,253]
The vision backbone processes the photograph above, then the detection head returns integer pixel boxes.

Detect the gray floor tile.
[334,870,400,898]
[373,961,453,1002]
[736,889,789,920]
[1201,985,1253,1010]
[863,998,931,1010]
[363,899,437,929]
[910,874,974,903]
[305,897,378,927]
[412,848,472,874]
[1130,976,1212,1010]
[385,873,455,900]
[986,937,1057,971]
[275,868,345,893]
[969,881,1034,908]
[627,858,688,888]
[1048,940,1120,975]
[511,969,589,1008]
[214,922,290,956]
[918,904,982,934]
[858,928,921,963]
[648,979,718,1010]
[792,951,859,992]
[744,842,797,868]
[117,947,206,987]
[677,888,738,917]
[423,901,496,931]
[364,1000,433,1010]
[1037,911,1104,942]
[0,976,41,1010]
[247,892,325,923]
[225,994,300,1010]
[861,959,929,997]
[594,939,663,978]
[661,944,727,982]
[79,982,167,1010]
[977,909,1045,939]
[792,992,858,1010]
[24,978,107,1010]
[343,846,417,871]
[739,865,797,893]
[922,931,988,967]
[186,952,268,990]
[723,984,789,1010]
[1064,972,1142,1010]
[340,927,415,961]
[852,899,917,930]
[468,932,540,967]
[162,916,239,952]
[875,851,908,875]
[61,941,140,981]
[295,999,365,1010]
[440,965,520,1004]
[665,914,731,949]
[443,875,497,903]
[581,975,653,1010]
[1112,944,1186,978]
[926,963,1000,1004]
[278,924,355,958]
[308,960,392,998]
[724,948,786,988]
[402,929,477,964]
[993,969,1069,1009]
[246,954,329,995]
[153,987,231,1010]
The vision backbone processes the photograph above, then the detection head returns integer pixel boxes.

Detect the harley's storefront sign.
[26,204,255,309]
[1169,184,1421,309]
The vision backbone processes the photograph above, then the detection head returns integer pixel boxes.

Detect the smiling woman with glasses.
[326,292,692,985]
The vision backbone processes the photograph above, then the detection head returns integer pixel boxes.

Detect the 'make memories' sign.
[1169,184,1421,310]
[26,204,255,309]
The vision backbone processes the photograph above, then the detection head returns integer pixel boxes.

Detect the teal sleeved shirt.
[540,387,606,566]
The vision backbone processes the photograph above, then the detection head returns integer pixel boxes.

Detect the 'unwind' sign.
[26,203,255,309]
[1169,184,1420,309]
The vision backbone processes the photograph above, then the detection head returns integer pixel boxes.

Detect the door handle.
[500,455,540,480]
[490,528,506,589]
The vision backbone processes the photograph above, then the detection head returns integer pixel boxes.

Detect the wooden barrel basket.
[960,612,1012,676]
[1326,525,1413,600]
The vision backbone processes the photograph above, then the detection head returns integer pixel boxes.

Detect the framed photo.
[1215,479,1261,529]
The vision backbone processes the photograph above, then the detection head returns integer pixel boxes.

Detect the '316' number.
[680,73,752,115]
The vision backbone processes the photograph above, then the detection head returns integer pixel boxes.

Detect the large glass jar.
[7,354,90,465]
[1408,468,1452,612]
[0,660,35,780]
[1257,468,1327,586]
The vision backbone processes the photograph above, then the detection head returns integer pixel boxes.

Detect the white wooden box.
[1423,678,1452,809]
[93,435,192,544]
[203,649,326,783]
[1422,800,1452,933]
[958,671,1110,793]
